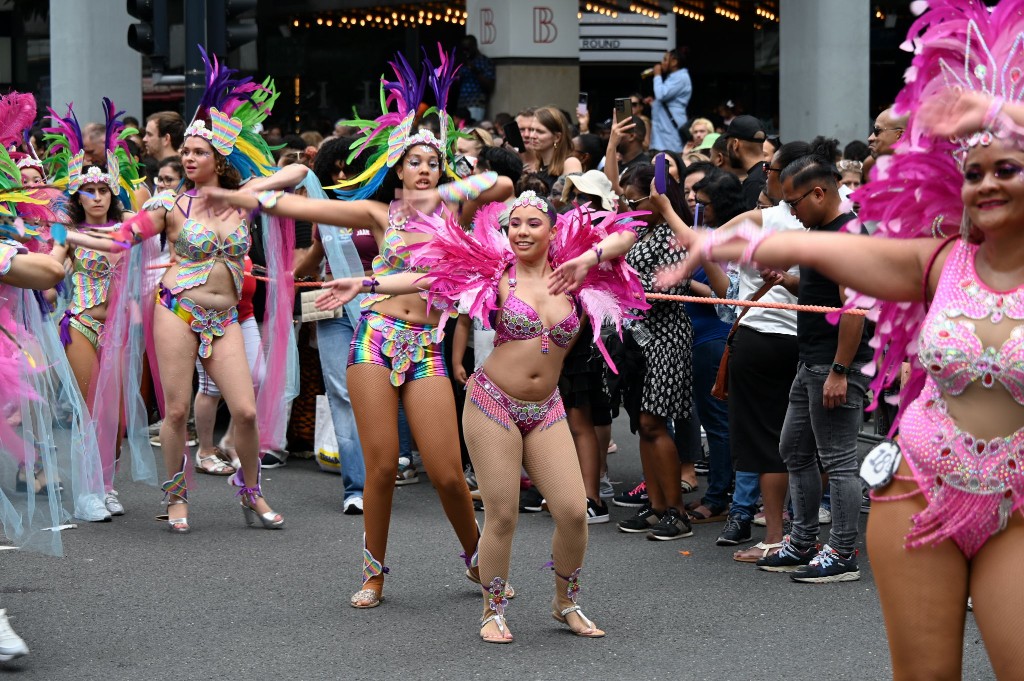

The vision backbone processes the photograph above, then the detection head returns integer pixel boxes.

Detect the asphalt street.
[0,416,996,681]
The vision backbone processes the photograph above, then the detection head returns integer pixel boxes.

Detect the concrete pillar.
[465,0,579,117]
[779,0,869,146]
[50,0,142,124]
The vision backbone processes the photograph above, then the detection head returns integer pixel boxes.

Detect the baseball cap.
[694,132,720,152]
[723,115,766,142]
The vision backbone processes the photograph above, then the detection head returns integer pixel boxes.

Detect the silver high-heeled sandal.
[161,453,190,534]
[229,467,283,529]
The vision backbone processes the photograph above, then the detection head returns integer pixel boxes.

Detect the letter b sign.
[533,7,557,43]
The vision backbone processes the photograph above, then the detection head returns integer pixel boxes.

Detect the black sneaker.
[861,493,872,514]
[260,450,288,469]
[756,535,817,572]
[612,480,648,508]
[790,544,861,583]
[646,507,694,541]
[586,498,609,525]
[716,515,752,546]
[519,487,544,513]
[694,457,710,476]
[617,503,660,533]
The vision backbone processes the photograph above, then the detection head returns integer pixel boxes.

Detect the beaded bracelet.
[983,96,1006,132]
[699,222,771,265]
[362,277,379,294]
[255,190,284,210]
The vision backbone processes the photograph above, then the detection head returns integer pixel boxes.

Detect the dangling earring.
[959,207,972,241]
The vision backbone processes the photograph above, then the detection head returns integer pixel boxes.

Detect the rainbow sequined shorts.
[468,369,566,437]
[157,283,238,359]
[348,310,446,387]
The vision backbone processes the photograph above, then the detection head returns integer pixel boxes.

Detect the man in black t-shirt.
[755,156,871,584]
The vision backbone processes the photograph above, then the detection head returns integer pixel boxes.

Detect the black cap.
[724,115,766,142]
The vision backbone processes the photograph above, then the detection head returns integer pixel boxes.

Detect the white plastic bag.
[314,394,341,474]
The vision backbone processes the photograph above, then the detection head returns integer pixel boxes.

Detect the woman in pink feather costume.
[681,2,1024,676]
[315,192,646,643]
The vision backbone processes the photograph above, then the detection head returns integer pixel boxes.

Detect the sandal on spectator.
[733,541,784,563]
[194,448,235,476]
[680,479,698,494]
[686,503,728,523]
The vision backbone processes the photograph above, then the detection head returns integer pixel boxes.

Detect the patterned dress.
[623,221,693,424]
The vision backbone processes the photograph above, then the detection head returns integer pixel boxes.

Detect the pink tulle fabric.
[405,201,649,372]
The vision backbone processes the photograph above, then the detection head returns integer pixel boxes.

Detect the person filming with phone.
[646,47,692,153]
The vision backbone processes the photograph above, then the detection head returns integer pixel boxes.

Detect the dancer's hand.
[918,89,991,137]
[548,255,593,294]
[315,278,362,311]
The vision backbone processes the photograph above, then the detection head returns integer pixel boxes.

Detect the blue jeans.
[398,401,412,458]
[690,338,732,509]
[730,471,761,522]
[779,362,869,554]
[317,315,366,501]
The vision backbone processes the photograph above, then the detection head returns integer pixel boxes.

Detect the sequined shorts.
[873,384,1024,558]
[468,369,566,437]
[59,310,104,350]
[348,310,446,387]
[157,283,238,359]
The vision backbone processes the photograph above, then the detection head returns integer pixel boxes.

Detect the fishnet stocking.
[463,397,588,616]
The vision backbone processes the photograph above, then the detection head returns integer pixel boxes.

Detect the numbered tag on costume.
[860,440,902,490]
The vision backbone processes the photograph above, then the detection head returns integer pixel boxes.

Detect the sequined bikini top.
[360,200,433,310]
[172,217,249,296]
[494,265,580,354]
[918,240,1024,405]
[69,224,120,313]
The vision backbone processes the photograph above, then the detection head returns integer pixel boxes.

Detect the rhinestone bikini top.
[493,265,580,354]
[918,240,1024,405]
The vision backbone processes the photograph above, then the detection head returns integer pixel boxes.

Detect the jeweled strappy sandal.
[480,577,512,643]
[552,568,605,638]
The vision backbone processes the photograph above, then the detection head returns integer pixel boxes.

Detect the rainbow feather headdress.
[42,98,145,207]
[835,0,1024,431]
[184,46,278,180]
[333,45,462,200]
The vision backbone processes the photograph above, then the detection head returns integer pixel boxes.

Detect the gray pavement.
[0,416,996,680]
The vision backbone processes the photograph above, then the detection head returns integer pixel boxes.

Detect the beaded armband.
[255,190,284,210]
[700,222,771,266]
[437,171,498,203]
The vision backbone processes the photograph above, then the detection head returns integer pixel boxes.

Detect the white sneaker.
[818,506,832,525]
[0,610,28,661]
[148,420,163,446]
[104,491,125,516]
[599,474,615,499]
[75,494,112,522]
[343,496,364,515]
[395,457,419,486]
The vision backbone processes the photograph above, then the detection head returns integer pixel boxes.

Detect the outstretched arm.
[202,187,387,236]
[548,229,638,294]
[315,271,433,311]
[702,228,944,303]
[242,165,311,193]
[1,250,66,290]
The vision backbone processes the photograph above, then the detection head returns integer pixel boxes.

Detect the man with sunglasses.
[864,105,909,182]
[722,115,768,210]
[755,155,872,583]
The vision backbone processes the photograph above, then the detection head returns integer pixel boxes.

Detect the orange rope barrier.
[145,264,867,312]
